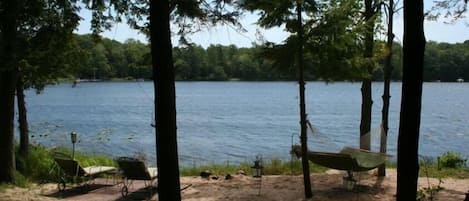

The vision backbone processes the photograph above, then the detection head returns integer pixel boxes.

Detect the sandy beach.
[1,169,468,201]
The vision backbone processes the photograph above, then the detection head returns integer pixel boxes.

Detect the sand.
[1,169,468,201]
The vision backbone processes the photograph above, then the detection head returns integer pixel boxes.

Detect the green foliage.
[418,154,469,179]
[424,41,469,82]
[13,171,30,188]
[73,35,150,80]
[438,151,467,168]
[240,0,372,82]
[70,35,469,82]
[426,0,468,23]
[179,158,327,177]
[14,144,116,185]
[11,0,83,92]
[15,145,57,183]
[306,0,368,81]
[417,183,444,201]
[263,158,327,175]
[418,156,445,201]
[101,0,242,45]
[180,161,252,177]
[421,165,469,179]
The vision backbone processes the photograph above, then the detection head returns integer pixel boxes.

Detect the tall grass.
[15,144,116,185]
[419,154,469,179]
[179,158,328,176]
[16,145,60,184]
[10,144,469,188]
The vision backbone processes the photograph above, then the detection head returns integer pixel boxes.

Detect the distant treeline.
[74,34,469,82]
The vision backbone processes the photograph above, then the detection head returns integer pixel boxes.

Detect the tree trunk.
[0,71,17,183]
[378,0,394,177]
[150,0,182,200]
[396,0,425,200]
[360,80,372,150]
[297,2,313,198]
[0,0,19,183]
[17,73,29,159]
[360,0,375,151]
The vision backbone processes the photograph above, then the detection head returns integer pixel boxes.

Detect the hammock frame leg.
[343,171,357,190]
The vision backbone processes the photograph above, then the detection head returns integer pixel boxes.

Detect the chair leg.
[121,178,130,198]
[58,177,66,192]
[121,185,129,198]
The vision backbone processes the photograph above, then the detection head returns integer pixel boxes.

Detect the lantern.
[70,131,77,159]
[251,156,263,178]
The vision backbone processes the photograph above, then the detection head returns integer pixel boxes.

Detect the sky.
[75,2,468,48]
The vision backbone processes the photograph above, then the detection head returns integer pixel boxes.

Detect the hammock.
[291,145,389,172]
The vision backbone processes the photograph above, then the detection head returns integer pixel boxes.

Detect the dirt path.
[1,169,468,201]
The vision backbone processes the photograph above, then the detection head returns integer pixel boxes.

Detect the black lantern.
[70,131,77,159]
[251,156,263,178]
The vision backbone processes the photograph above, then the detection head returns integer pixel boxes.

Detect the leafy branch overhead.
[240,0,371,81]
[239,0,319,31]
[14,0,83,91]
[426,0,468,23]
[84,0,243,45]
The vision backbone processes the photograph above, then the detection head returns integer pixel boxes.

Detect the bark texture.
[378,0,394,177]
[17,73,29,159]
[360,0,375,151]
[396,0,425,199]
[150,0,182,200]
[0,0,20,183]
[297,2,313,198]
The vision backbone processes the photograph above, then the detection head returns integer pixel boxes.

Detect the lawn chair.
[53,154,116,191]
[115,157,158,198]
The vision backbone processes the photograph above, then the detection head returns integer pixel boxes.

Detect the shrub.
[14,171,30,188]
[15,144,116,184]
[16,145,58,183]
[439,151,467,168]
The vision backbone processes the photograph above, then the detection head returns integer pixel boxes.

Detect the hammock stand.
[291,145,390,189]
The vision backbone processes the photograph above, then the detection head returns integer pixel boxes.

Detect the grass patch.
[179,158,327,177]
[180,161,252,177]
[422,166,469,179]
[9,144,468,190]
[438,151,467,168]
[14,144,116,185]
[419,162,469,179]
[16,145,60,183]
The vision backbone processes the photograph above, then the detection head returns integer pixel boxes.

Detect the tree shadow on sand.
[312,184,385,200]
[45,183,114,199]
[114,186,158,201]
[310,174,389,201]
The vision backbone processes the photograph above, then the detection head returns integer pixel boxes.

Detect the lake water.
[20,81,469,166]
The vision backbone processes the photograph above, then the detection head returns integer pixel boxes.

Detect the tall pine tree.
[396,0,425,199]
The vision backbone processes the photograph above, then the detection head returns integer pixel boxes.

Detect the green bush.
[14,171,30,188]
[15,144,116,184]
[16,145,58,183]
[439,151,467,168]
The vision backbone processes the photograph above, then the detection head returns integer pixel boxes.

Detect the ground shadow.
[114,186,158,201]
[311,180,385,200]
[45,183,114,199]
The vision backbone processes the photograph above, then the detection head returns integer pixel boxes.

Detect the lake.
[21,81,469,166]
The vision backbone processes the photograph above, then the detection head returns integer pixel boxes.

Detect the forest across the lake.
[72,34,469,82]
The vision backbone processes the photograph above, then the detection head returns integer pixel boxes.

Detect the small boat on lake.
[457,78,464,82]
